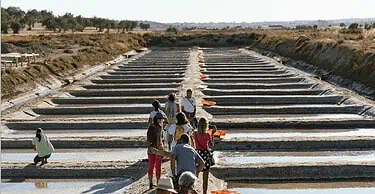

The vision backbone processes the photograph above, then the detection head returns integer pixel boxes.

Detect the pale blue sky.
[2,0,374,23]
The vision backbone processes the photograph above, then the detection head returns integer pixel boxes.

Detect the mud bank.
[1,161,147,179]
[1,137,147,149]
[1,33,145,101]
[146,32,259,47]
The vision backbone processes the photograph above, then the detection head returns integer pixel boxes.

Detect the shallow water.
[214,114,363,120]
[224,128,375,139]
[1,177,132,194]
[2,129,147,138]
[228,181,375,194]
[56,103,155,108]
[233,188,375,194]
[2,148,147,162]
[216,150,375,164]
[38,113,149,119]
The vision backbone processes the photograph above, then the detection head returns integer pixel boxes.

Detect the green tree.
[166,27,178,33]
[67,17,78,32]
[27,9,39,26]
[75,15,85,31]
[6,7,25,19]
[349,23,359,30]
[96,18,106,32]
[140,23,151,30]
[339,23,346,28]
[130,21,138,30]
[83,18,93,29]
[144,23,150,30]
[23,13,34,30]
[119,20,127,32]
[111,20,118,32]
[10,22,22,34]
[124,20,132,31]
[364,23,373,30]
[39,10,54,22]
[56,17,69,32]
[91,17,100,30]
[1,8,10,33]
[42,16,58,32]
[104,19,111,32]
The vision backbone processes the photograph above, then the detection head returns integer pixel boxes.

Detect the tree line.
[1,7,151,34]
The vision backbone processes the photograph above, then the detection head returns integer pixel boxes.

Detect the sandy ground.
[181,47,212,120]
[125,162,225,194]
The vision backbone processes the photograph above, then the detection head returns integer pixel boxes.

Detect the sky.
[2,0,375,23]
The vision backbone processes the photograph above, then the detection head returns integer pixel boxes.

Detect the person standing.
[170,134,204,190]
[147,113,165,189]
[32,128,54,166]
[167,112,195,151]
[149,100,167,125]
[181,89,197,128]
[149,100,168,146]
[165,93,181,149]
[193,118,216,194]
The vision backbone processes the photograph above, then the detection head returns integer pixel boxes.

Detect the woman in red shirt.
[193,117,216,194]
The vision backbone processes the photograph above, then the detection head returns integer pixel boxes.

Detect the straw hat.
[156,177,177,193]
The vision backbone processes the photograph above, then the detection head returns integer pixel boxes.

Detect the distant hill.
[166,18,375,29]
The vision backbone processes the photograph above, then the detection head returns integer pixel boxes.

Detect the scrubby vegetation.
[1,33,146,100]
[1,6,151,34]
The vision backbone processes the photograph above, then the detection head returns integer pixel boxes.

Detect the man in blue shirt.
[170,134,204,181]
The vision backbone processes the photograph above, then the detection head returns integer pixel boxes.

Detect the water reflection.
[34,181,48,188]
[1,177,132,194]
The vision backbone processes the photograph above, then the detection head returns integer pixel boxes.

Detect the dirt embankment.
[251,35,375,98]
[145,32,260,47]
[1,33,146,100]
[146,31,375,98]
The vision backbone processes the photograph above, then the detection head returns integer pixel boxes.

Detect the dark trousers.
[184,111,197,128]
[34,154,51,164]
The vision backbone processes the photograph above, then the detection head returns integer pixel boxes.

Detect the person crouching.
[32,128,54,166]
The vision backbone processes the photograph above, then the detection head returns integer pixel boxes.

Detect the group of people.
[29,89,215,193]
[147,89,216,194]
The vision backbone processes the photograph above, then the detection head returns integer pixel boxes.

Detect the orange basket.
[211,190,240,194]
[200,74,209,79]
[201,99,216,106]
[207,129,227,137]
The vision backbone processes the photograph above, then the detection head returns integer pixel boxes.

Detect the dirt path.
[126,47,224,193]
[125,162,225,193]
[181,47,212,120]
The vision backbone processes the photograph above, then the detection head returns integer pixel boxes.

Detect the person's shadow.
[81,177,133,194]
[80,159,149,194]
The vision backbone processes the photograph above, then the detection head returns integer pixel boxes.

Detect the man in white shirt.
[181,89,197,128]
